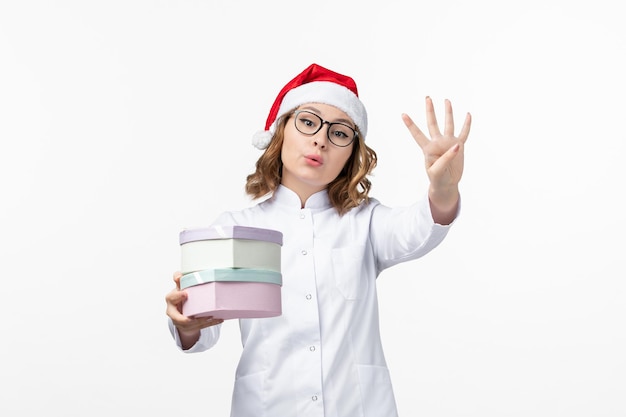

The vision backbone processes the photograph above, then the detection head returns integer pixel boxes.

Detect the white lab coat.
[170,185,456,417]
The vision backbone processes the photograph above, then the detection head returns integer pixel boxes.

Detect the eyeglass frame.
[291,110,359,147]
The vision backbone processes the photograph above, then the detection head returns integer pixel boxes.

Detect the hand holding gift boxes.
[179,226,283,319]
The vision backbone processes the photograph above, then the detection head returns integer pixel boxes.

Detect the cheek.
[280,138,294,162]
[341,147,355,166]
[333,150,353,174]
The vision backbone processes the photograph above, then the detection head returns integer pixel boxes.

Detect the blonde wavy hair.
[245,110,377,215]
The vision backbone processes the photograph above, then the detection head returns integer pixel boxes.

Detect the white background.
[1,1,624,416]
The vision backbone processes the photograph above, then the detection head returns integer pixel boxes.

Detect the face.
[281,103,355,200]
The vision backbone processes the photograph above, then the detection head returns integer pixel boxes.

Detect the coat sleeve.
[369,194,460,272]
[168,317,222,353]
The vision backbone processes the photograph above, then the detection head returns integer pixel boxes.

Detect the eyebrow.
[300,105,355,127]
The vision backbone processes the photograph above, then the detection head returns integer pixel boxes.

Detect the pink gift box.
[182,281,282,319]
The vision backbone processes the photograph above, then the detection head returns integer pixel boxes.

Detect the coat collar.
[272,185,331,210]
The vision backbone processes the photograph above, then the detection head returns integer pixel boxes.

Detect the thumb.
[430,143,460,173]
[166,287,188,306]
[173,271,183,290]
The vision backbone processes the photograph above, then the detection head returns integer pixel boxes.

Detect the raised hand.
[402,96,471,224]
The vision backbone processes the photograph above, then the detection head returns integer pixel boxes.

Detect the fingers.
[173,271,182,290]
[444,99,455,138]
[165,286,187,307]
[406,97,471,144]
[166,288,222,330]
[430,142,461,174]
[166,300,187,323]
[402,113,430,150]
[458,112,472,144]
[173,309,224,333]
[202,317,225,327]
[165,276,225,332]
[425,96,442,138]
[165,287,187,320]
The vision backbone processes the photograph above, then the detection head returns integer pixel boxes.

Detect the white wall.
[1,1,624,416]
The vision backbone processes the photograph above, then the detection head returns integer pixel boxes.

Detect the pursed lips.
[305,154,324,165]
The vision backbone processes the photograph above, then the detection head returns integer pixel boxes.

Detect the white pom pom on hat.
[251,130,273,150]
[252,63,368,150]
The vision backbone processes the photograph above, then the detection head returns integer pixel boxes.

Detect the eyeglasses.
[292,110,358,147]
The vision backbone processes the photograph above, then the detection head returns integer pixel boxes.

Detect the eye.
[330,124,353,139]
[332,130,348,139]
[296,112,321,130]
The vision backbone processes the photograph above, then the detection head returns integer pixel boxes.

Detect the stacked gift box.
[179,225,283,319]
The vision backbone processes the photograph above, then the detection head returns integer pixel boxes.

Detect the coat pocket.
[357,364,399,417]
[331,245,368,300]
[231,371,266,417]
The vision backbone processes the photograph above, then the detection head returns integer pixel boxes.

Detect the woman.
[165,63,471,416]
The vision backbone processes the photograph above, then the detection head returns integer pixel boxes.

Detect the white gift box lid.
[180,225,283,246]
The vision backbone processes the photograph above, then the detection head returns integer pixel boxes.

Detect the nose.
[312,122,331,149]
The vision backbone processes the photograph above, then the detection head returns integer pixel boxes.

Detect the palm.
[402,97,471,190]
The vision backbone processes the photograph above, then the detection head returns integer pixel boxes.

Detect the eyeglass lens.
[294,111,356,147]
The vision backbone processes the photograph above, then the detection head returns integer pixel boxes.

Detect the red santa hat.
[252,63,368,150]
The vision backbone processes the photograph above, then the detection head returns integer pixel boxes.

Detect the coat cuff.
[168,317,221,353]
